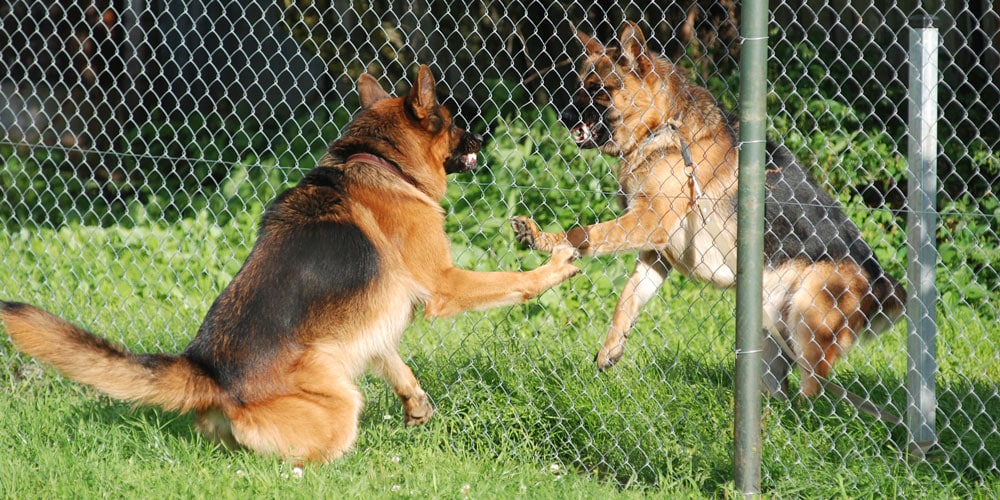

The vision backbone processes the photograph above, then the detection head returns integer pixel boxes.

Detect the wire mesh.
[1,0,998,495]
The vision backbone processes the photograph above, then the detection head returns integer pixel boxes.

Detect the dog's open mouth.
[457,152,478,171]
[569,121,607,148]
[445,132,483,174]
[445,151,480,174]
[570,123,594,145]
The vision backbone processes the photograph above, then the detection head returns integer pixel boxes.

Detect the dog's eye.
[584,84,608,96]
[586,86,612,104]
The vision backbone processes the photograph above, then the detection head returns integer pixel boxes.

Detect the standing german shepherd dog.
[512,23,906,398]
[2,65,579,462]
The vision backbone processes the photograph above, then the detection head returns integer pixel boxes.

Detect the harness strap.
[661,113,703,209]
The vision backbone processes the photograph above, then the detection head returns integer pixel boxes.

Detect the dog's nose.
[467,132,484,151]
[560,108,580,126]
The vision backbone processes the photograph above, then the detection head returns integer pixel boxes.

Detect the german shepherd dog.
[2,65,579,462]
[512,23,906,398]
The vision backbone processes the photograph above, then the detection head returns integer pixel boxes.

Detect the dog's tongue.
[571,123,593,144]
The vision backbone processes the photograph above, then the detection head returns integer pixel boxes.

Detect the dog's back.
[182,166,383,401]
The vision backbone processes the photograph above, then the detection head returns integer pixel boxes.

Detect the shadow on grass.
[405,343,998,495]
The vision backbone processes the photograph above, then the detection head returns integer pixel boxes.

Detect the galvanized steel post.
[734,0,768,494]
[906,15,939,459]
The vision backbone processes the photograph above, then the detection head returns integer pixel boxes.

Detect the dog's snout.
[560,108,581,127]
[580,101,605,124]
[462,132,484,153]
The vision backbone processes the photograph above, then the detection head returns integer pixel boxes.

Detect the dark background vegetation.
[2,1,996,216]
[2,0,997,303]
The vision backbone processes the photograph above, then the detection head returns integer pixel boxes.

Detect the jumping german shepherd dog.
[512,22,905,398]
[2,65,579,462]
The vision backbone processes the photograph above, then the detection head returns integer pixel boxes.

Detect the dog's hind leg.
[596,250,671,370]
[227,378,364,462]
[371,352,433,426]
[789,262,868,397]
[761,332,792,400]
[195,408,241,450]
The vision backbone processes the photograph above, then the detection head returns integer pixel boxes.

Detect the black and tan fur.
[1,65,579,462]
[511,23,905,397]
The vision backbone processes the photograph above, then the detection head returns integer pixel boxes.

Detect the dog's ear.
[358,74,390,109]
[619,21,653,76]
[576,29,605,56]
[407,64,438,120]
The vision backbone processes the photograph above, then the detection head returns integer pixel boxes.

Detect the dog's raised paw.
[510,216,541,249]
[551,245,581,264]
[549,246,581,278]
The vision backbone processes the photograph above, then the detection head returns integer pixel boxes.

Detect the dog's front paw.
[595,343,625,371]
[403,392,434,426]
[511,216,550,252]
[548,245,581,281]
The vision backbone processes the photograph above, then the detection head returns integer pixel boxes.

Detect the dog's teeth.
[572,124,592,144]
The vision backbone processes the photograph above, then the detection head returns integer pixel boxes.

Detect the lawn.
[1,110,997,497]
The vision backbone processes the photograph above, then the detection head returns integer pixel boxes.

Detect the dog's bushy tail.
[2,301,221,412]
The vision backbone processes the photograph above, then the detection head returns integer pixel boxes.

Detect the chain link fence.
[2,0,998,495]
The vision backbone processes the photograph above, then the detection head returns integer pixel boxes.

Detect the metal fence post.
[906,15,939,459]
[734,0,768,494]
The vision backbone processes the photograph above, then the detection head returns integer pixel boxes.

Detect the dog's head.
[562,22,678,156]
[335,65,483,199]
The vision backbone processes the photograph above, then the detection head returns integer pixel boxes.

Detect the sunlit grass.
[1,111,997,497]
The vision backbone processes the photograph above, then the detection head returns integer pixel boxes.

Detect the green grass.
[2,110,998,497]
